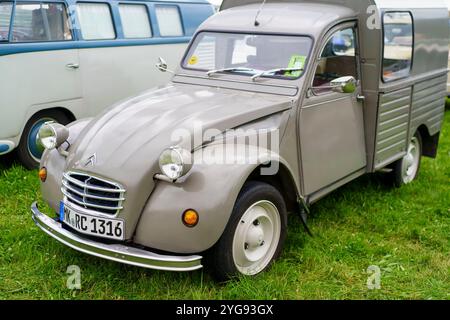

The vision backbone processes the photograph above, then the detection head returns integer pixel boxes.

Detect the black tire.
[392,132,422,188]
[17,110,71,170]
[208,181,288,281]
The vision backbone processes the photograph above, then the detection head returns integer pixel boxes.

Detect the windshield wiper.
[251,67,304,81]
[207,67,256,77]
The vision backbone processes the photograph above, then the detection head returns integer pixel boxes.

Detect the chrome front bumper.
[31,202,203,272]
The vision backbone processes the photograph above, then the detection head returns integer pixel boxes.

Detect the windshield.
[183,32,313,80]
[0,2,12,41]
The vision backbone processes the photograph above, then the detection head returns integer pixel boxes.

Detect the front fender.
[40,118,92,212]
[65,118,93,145]
[133,144,292,254]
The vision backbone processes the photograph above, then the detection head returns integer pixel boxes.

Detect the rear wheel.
[392,133,422,187]
[208,181,287,281]
[17,110,71,169]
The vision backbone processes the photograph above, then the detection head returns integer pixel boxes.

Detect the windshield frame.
[180,30,314,82]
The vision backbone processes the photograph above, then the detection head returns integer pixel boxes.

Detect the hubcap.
[27,118,54,162]
[232,200,281,276]
[401,137,420,184]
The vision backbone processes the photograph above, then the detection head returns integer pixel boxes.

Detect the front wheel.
[392,133,422,187]
[208,181,287,281]
[17,110,71,170]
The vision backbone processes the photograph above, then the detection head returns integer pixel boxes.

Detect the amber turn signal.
[39,167,47,182]
[182,209,199,227]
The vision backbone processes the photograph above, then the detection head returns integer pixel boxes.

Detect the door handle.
[357,95,366,102]
[66,63,79,70]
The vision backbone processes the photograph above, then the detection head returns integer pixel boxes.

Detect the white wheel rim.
[401,137,420,184]
[232,200,281,276]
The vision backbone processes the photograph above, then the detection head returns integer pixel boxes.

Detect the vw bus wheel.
[17,110,71,170]
[208,181,287,281]
[392,133,422,187]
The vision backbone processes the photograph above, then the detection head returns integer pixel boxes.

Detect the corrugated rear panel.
[374,87,412,169]
[411,75,446,135]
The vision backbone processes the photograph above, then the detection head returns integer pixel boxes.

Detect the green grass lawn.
[1,113,449,300]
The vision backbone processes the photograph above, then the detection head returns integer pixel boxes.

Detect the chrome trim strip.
[31,202,203,272]
[61,189,124,211]
[62,180,126,201]
[63,172,126,193]
[62,171,126,216]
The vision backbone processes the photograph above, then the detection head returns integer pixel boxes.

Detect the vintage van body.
[31,0,448,279]
[0,0,214,168]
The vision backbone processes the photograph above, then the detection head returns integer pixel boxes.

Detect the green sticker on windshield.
[285,55,306,77]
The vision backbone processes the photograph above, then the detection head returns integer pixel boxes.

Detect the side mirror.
[330,76,357,94]
[156,57,174,73]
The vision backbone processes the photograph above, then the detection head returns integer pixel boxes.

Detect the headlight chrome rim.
[37,122,69,150]
[159,146,192,181]
[37,122,58,150]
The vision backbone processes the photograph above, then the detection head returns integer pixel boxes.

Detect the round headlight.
[37,122,69,150]
[159,147,192,180]
[38,123,57,150]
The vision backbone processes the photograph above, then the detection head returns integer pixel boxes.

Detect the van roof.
[221,0,449,11]
[201,2,355,37]
[209,0,448,37]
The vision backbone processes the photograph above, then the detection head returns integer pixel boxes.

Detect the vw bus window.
[12,3,72,42]
[183,32,312,80]
[119,4,152,39]
[155,6,183,37]
[0,2,12,41]
[383,12,413,82]
[77,3,115,40]
[312,27,358,94]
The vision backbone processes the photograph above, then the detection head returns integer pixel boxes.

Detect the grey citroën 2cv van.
[31,0,449,280]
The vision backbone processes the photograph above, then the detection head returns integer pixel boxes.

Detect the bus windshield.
[183,32,312,80]
[0,2,12,42]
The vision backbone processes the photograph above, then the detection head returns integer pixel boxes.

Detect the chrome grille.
[61,172,125,215]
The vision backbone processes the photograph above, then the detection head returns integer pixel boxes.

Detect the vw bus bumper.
[0,140,16,155]
[31,202,203,271]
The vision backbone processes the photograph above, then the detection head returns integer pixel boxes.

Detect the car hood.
[67,83,293,173]
[64,83,293,238]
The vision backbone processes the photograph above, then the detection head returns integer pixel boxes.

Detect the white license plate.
[60,202,125,241]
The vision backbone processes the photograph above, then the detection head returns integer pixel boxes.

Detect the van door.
[7,1,81,108]
[300,25,367,195]
[75,2,186,116]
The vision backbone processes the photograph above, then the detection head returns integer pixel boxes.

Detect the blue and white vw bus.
[0,0,214,168]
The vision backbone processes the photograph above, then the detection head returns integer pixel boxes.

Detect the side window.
[313,27,357,94]
[119,4,152,39]
[0,2,12,41]
[155,6,183,37]
[76,3,115,40]
[383,12,413,82]
[11,2,72,42]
